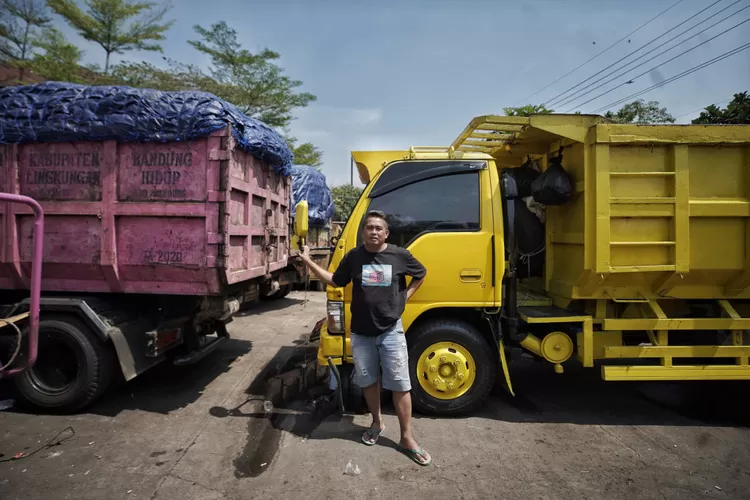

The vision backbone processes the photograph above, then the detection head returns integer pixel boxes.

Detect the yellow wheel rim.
[416,341,476,400]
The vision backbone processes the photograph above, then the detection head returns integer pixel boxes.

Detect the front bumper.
[315,320,353,366]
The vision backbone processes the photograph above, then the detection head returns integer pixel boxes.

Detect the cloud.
[349,108,383,125]
[286,105,388,185]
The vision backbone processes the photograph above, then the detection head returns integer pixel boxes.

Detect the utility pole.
[350,156,354,186]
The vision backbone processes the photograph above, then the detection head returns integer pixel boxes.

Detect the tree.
[604,99,675,124]
[47,0,173,73]
[27,27,85,82]
[503,104,554,116]
[108,58,210,90]
[692,92,750,125]
[331,184,363,221]
[285,135,323,169]
[0,0,52,80]
[188,21,316,128]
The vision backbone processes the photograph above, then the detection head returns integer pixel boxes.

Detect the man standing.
[298,210,432,466]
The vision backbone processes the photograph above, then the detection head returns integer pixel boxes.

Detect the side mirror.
[294,201,309,239]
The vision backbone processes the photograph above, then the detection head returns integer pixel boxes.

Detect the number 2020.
[144,249,183,264]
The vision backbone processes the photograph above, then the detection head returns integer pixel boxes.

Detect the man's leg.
[350,333,383,444]
[379,322,431,465]
[362,381,382,431]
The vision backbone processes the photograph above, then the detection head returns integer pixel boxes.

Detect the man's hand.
[298,244,336,286]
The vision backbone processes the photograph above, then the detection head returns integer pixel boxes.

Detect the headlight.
[327,301,344,334]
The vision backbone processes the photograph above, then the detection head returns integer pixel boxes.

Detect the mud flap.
[498,339,515,396]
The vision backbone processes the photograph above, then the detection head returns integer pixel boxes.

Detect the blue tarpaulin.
[0,81,293,175]
[291,164,334,226]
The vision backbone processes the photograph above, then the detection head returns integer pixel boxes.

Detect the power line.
[542,0,725,107]
[556,0,748,110]
[590,43,750,114]
[674,100,730,119]
[568,17,750,111]
[515,0,686,105]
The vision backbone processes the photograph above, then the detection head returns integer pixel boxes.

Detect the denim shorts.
[350,318,411,392]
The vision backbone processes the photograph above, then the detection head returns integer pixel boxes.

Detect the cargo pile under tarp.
[291,165,334,226]
[0,81,293,175]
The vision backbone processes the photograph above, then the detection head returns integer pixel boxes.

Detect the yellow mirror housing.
[294,201,309,238]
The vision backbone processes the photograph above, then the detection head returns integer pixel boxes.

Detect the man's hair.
[364,210,388,230]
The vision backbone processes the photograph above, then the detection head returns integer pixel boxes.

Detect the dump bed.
[0,126,290,296]
[451,115,750,300]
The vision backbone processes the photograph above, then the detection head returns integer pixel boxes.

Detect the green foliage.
[108,58,209,90]
[0,0,51,81]
[0,0,51,60]
[188,21,316,128]
[692,92,750,125]
[27,27,85,82]
[47,0,173,72]
[503,104,554,116]
[285,135,323,168]
[331,184,362,221]
[604,99,675,124]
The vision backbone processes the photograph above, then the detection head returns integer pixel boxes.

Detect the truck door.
[360,160,496,312]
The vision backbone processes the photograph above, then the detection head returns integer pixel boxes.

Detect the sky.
[54,0,750,186]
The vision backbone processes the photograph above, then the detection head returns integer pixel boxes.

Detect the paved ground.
[1,290,750,499]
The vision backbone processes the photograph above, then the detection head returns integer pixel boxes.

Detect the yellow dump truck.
[316,114,750,416]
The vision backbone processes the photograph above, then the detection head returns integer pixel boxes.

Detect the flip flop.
[397,444,432,466]
[361,426,384,446]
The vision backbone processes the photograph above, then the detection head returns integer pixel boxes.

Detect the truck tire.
[262,284,292,300]
[407,319,496,417]
[338,364,367,414]
[271,284,292,299]
[13,315,115,413]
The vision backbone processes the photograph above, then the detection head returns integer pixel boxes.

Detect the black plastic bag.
[514,198,545,279]
[503,159,541,198]
[531,156,574,205]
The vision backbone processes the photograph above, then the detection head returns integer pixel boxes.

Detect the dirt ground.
[1,291,749,500]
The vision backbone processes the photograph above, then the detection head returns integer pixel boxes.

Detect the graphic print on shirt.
[361,264,393,287]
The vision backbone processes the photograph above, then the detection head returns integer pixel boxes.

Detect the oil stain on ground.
[210,395,335,478]
[209,337,334,478]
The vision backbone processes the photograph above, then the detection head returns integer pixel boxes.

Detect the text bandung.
[132,151,192,167]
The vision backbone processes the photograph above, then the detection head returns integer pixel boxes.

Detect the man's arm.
[403,249,427,301]
[406,277,425,301]
[298,246,336,286]
[299,246,353,288]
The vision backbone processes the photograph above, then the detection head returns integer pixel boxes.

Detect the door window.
[362,172,480,247]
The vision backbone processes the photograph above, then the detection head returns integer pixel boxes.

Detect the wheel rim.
[27,333,80,396]
[416,341,476,400]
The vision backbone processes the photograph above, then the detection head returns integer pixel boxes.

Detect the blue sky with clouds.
[56,0,750,185]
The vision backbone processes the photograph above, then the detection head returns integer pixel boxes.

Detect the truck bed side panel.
[0,126,291,295]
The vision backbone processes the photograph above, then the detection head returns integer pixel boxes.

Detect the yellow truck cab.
[317,114,750,417]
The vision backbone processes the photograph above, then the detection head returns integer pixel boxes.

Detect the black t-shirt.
[331,244,426,336]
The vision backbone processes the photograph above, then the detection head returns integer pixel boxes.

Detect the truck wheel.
[263,284,292,300]
[13,316,115,413]
[272,284,292,299]
[338,364,367,414]
[407,319,496,417]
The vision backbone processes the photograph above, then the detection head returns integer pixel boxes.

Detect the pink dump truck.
[0,126,300,412]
